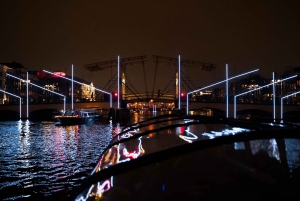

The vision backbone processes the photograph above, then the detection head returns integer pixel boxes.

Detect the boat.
[55,109,102,125]
[69,114,300,200]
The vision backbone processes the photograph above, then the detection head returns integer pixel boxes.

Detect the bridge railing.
[123,93,175,101]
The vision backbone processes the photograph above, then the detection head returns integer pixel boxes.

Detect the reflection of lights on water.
[176,126,185,134]
[118,130,139,141]
[113,123,122,136]
[75,178,112,201]
[120,133,133,139]
[178,127,198,143]
[96,180,110,196]
[203,127,250,139]
[120,137,144,162]
[75,185,94,201]
[94,136,145,172]
[250,139,280,161]
[234,142,246,150]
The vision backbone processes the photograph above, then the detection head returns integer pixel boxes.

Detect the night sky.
[1,0,300,93]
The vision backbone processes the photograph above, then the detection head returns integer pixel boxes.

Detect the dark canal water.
[0,111,156,201]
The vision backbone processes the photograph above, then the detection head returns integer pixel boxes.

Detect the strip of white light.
[273,72,275,121]
[186,69,259,114]
[226,64,228,118]
[43,70,112,108]
[118,56,120,109]
[234,74,297,119]
[72,64,74,110]
[27,72,29,119]
[7,73,66,112]
[178,55,181,109]
[281,90,300,121]
[0,89,21,119]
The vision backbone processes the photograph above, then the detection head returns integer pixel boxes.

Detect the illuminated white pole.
[186,69,260,114]
[43,70,112,107]
[281,90,300,121]
[186,94,189,114]
[110,94,112,108]
[6,73,66,113]
[281,98,283,122]
[0,89,22,119]
[273,72,276,121]
[19,98,21,119]
[64,96,66,111]
[178,55,181,109]
[118,56,120,109]
[234,74,297,119]
[27,72,29,119]
[226,64,228,118]
[72,64,74,110]
[234,96,237,119]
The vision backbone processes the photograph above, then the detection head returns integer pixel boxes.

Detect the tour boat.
[55,109,102,125]
[69,114,300,200]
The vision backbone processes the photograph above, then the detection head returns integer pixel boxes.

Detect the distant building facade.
[0,63,102,105]
[191,68,300,105]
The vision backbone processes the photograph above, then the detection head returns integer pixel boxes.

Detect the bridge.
[1,54,300,121]
[1,100,299,122]
[123,93,176,103]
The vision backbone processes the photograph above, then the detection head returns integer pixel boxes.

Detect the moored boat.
[55,109,102,125]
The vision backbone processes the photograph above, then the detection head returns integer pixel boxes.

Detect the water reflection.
[0,120,113,200]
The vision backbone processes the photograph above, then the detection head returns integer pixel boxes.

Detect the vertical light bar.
[178,55,181,109]
[118,56,120,109]
[64,96,66,112]
[280,90,300,122]
[226,64,228,118]
[273,72,275,121]
[72,64,74,110]
[186,69,259,117]
[186,93,189,114]
[234,74,296,120]
[19,98,21,119]
[27,72,29,119]
[6,73,66,113]
[234,96,236,119]
[281,97,283,122]
[110,94,112,108]
[0,89,22,119]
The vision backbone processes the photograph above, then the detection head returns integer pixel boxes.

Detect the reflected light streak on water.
[0,120,113,200]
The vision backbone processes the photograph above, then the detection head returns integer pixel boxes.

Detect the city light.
[281,90,300,121]
[118,55,120,109]
[226,64,229,118]
[6,73,66,112]
[234,74,297,119]
[186,68,259,114]
[72,64,74,110]
[27,72,29,118]
[273,72,276,121]
[178,55,181,109]
[0,89,21,119]
[43,70,112,108]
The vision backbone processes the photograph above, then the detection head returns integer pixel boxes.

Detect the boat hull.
[56,115,101,125]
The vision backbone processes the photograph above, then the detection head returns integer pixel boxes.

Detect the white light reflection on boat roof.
[203,127,251,139]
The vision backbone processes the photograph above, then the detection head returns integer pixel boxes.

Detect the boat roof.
[69,114,300,200]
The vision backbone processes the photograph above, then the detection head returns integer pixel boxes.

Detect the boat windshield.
[69,115,300,201]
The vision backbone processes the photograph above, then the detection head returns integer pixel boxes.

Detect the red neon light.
[54,71,66,77]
